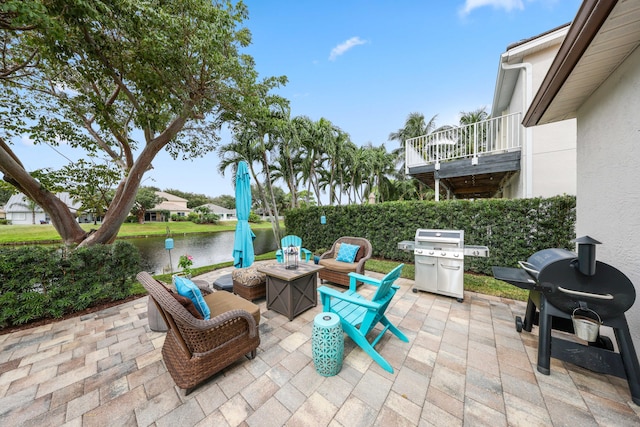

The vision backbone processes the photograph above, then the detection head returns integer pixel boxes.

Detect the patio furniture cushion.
[171,292,203,320]
[205,289,261,326]
[213,273,233,292]
[336,243,360,263]
[232,266,267,301]
[174,275,210,320]
[232,266,266,288]
[319,258,359,273]
[333,243,366,262]
[318,237,373,287]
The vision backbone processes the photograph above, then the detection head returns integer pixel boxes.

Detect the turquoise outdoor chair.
[318,264,408,373]
[276,235,312,263]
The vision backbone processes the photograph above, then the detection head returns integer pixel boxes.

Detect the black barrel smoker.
[493,236,640,405]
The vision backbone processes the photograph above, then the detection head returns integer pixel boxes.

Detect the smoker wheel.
[515,316,523,333]
[412,288,418,293]
[589,335,614,351]
[456,298,463,303]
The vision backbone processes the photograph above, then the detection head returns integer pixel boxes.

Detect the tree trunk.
[0,138,87,244]
[0,113,186,247]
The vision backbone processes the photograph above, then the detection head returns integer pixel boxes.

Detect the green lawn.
[0,221,276,244]
[365,258,528,301]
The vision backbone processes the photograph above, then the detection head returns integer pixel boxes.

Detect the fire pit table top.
[257,262,324,281]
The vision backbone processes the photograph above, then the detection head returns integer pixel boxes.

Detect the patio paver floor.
[1,263,639,426]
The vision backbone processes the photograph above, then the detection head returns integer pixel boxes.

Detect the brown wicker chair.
[318,236,372,287]
[137,272,260,394]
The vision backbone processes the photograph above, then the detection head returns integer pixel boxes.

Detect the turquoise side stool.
[312,312,344,376]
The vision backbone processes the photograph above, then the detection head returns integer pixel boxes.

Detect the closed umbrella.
[233,160,255,268]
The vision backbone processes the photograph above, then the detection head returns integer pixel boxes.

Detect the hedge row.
[0,241,141,328]
[285,195,576,275]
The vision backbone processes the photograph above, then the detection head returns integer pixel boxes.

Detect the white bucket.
[572,307,601,342]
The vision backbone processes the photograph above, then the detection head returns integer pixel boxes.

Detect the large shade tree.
[0,0,277,246]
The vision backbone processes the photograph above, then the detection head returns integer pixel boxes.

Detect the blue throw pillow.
[173,275,210,320]
[336,243,360,263]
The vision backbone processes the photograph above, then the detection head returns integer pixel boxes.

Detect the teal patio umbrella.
[233,160,255,268]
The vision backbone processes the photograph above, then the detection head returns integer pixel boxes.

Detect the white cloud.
[459,0,525,16]
[20,135,34,146]
[19,133,68,147]
[329,36,367,61]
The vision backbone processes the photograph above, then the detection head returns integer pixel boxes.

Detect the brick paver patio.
[1,264,639,426]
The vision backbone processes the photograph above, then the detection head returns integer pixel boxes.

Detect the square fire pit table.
[258,262,324,320]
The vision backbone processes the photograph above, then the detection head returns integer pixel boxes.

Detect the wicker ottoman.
[232,266,267,301]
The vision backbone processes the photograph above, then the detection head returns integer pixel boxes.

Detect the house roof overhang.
[491,24,570,117]
[523,0,640,126]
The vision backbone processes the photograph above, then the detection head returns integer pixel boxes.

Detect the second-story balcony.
[405,112,523,199]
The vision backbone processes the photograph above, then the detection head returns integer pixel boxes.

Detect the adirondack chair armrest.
[318,286,381,310]
[348,272,382,290]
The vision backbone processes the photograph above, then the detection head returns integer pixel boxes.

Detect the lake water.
[124,228,277,274]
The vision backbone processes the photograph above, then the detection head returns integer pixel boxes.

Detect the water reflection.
[124,228,277,274]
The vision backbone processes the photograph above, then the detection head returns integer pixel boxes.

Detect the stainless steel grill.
[398,229,489,302]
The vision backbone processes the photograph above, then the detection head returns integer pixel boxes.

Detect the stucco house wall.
[494,27,576,199]
[199,203,235,220]
[5,192,80,225]
[149,191,191,220]
[575,46,640,344]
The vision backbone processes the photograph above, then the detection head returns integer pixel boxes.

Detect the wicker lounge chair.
[137,272,260,394]
[318,236,372,287]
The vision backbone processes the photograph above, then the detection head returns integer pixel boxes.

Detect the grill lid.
[415,229,463,245]
[538,259,635,319]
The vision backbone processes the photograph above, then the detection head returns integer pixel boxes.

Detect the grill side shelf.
[492,266,539,290]
[464,245,489,257]
[397,240,415,252]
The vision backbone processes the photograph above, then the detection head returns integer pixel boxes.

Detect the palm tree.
[295,116,328,206]
[219,88,290,243]
[359,143,398,203]
[389,112,439,173]
[13,195,40,224]
[459,107,489,154]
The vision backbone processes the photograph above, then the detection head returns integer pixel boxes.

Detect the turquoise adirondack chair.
[276,235,312,263]
[317,264,408,373]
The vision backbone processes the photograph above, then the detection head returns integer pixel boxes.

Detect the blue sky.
[12,0,582,200]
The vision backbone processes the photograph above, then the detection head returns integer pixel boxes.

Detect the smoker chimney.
[572,235,601,276]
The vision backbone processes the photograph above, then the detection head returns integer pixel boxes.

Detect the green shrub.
[0,241,141,329]
[284,195,576,276]
[248,212,261,223]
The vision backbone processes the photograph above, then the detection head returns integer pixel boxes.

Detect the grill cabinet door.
[437,259,464,297]
[415,255,437,292]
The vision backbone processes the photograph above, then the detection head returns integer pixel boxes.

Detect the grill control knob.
[428,251,434,255]
[416,249,422,255]
[454,253,460,257]
[441,252,446,256]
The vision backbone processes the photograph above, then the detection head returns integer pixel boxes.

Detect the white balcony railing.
[405,112,523,171]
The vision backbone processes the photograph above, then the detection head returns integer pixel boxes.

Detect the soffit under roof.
[526,0,640,125]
